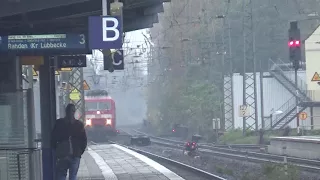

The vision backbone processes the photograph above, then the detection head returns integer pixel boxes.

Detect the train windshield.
[85,101,111,110]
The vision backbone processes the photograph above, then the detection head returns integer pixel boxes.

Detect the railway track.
[131,129,320,172]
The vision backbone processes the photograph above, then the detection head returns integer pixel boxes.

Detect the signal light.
[172,129,176,132]
[288,21,301,70]
[288,40,300,47]
[289,41,294,46]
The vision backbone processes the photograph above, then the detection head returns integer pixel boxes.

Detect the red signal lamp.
[288,40,300,47]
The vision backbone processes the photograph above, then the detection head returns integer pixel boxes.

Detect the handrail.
[268,58,308,129]
[272,103,297,127]
[270,58,309,99]
[264,96,296,129]
[270,59,312,129]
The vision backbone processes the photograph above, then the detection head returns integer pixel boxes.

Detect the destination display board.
[0,33,89,55]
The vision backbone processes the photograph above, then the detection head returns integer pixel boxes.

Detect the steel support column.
[223,16,234,131]
[59,71,71,117]
[69,68,85,122]
[242,0,258,134]
[39,56,56,180]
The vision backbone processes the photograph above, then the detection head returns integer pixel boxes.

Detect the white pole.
[102,0,108,16]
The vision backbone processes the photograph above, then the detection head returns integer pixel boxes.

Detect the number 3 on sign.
[79,34,85,44]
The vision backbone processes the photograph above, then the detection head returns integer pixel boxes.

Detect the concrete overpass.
[0,0,169,34]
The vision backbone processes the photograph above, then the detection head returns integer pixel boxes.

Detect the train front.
[84,93,117,140]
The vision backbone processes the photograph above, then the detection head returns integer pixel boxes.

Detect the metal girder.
[222,17,234,131]
[70,68,85,122]
[242,0,258,133]
[144,4,164,15]
[0,0,163,34]
[0,0,90,17]
[123,0,164,9]
[60,68,85,122]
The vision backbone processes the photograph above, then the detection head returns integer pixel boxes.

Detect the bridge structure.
[0,0,169,179]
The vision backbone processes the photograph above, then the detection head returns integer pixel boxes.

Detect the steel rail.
[131,130,320,172]
[133,129,263,149]
[107,140,226,180]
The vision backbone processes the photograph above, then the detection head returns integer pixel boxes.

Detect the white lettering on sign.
[239,105,250,117]
[7,42,67,49]
[112,50,122,65]
[102,17,120,42]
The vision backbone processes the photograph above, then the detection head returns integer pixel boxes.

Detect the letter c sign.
[112,50,124,70]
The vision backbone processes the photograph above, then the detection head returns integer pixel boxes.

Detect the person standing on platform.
[51,103,87,180]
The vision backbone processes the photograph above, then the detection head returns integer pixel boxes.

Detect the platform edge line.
[87,147,118,180]
[112,144,185,180]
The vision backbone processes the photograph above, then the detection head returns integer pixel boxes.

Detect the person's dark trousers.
[55,156,81,180]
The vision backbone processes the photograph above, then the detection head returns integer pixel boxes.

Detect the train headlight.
[106,119,112,125]
[86,119,92,126]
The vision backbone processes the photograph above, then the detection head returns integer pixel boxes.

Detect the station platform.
[69,144,184,180]
[268,136,320,160]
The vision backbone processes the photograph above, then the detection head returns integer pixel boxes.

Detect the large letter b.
[102,17,120,42]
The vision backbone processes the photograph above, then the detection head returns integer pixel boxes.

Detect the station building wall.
[231,71,312,129]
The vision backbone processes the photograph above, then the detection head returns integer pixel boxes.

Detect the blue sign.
[88,16,123,49]
[57,55,87,68]
[0,34,87,51]
[112,50,124,70]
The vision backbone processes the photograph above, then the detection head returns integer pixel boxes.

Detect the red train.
[84,90,118,140]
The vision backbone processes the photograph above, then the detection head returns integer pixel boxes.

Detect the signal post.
[288,21,302,127]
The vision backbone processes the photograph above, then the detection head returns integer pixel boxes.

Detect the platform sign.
[57,55,86,68]
[299,112,307,120]
[0,34,89,54]
[112,49,124,70]
[70,88,81,101]
[88,16,123,49]
[239,105,250,117]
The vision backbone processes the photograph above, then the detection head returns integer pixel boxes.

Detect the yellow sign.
[311,72,320,81]
[33,68,38,76]
[83,80,90,90]
[69,89,81,100]
[60,68,72,71]
[21,56,44,65]
[299,112,307,120]
[55,71,60,75]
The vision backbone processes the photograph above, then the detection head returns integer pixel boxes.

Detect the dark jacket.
[51,118,87,157]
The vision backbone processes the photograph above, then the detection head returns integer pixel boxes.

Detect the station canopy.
[0,0,170,35]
